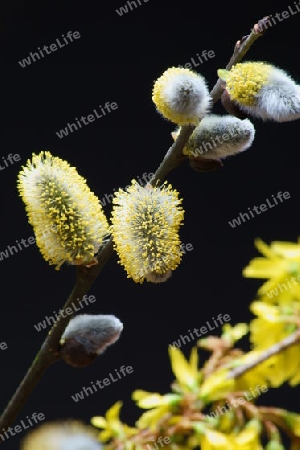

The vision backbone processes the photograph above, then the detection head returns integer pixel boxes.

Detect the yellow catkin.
[17,151,109,270]
[226,62,271,106]
[111,180,184,283]
[152,67,210,125]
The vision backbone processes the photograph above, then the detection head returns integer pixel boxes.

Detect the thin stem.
[202,348,227,380]
[210,24,267,104]
[258,407,296,439]
[0,17,269,435]
[0,239,114,433]
[227,329,300,380]
[149,125,193,186]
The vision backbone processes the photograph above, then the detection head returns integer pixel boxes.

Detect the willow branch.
[210,18,269,103]
[227,329,300,380]
[0,241,114,433]
[0,17,268,434]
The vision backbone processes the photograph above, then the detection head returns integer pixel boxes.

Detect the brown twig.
[210,20,268,104]
[0,17,269,436]
[227,329,300,380]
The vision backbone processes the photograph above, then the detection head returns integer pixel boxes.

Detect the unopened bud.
[183,114,255,161]
[60,314,123,368]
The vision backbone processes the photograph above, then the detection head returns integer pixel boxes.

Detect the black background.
[0,0,299,448]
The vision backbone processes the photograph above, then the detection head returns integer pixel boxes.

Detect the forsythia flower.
[132,347,201,430]
[199,368,235,403]
[199,428,232,450]
[168,346,201,392]
[91,401,137,442]
[227,350,273,392]
[17,151,110,270]
[243,239,300,387]
[199,420,263,450]
[181,115,255,160]
[231,420,263,450]
[133,390,181,430]
[218,62,300,122]
[243,238,300,303]
[111,180,184,284]
[221,323,249,346]
[21,420,102,450]
[249,302,300,387]
[152,67,211,125]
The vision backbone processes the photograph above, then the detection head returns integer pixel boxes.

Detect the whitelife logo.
[18,31,81,68]
[0,153,21,172]
[228,191,291,228]
[33,295,96,332]
[169,314,231,348]
[100,172,154,206]
[0,412,45,443]
[206,385,268,419]
[116,0,149,16]
[266,274,300,299]
[179,49,216,70]
[0,236,37,262]
[257,2,300,32]
[71,365,134,402]
[55,101,118,139]
[146,436,171,450]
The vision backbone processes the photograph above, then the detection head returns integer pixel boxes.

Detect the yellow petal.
[136,394,165,408]
[250,302,281,322]
[189,346,199,377]
[255,238,278,259]
[199,369,235,402]
[288,345,300,386]
[132,390,157,402]
[233,420,261,447]
[243,259,285,278]
[136,405,169,430]
[257,276,287,295]
[90,416,107,429]
[222,323,248,343]
[99,429,113,442]
[200,428,233,450]
[168,346,196,389]
[271,241,300,258]
[106,401,123,422]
